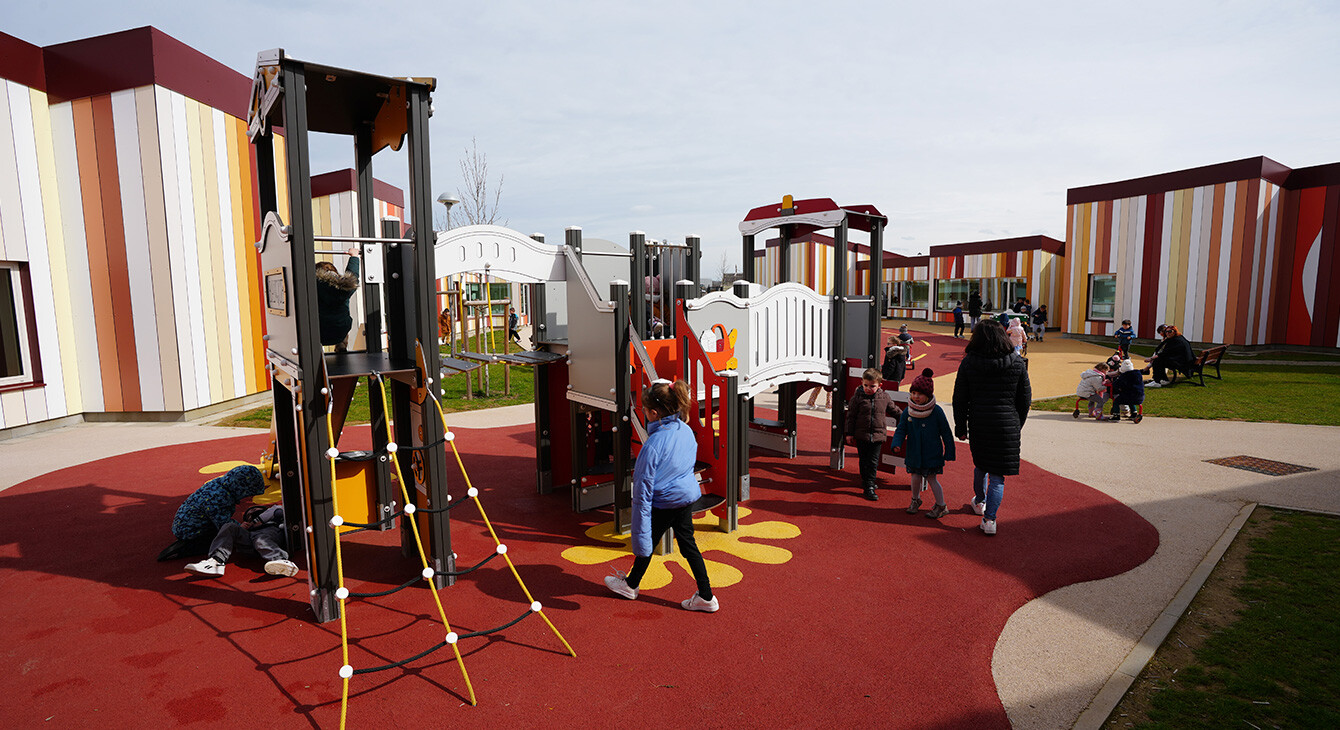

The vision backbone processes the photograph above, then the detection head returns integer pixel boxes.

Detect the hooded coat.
[171,465,267,540]
[1076,368,1108,399]
[317,257,360,346]
[1114,361,1146,405]
[951,351,1031,475]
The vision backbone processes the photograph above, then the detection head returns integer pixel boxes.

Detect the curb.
[1072,501,1257,730]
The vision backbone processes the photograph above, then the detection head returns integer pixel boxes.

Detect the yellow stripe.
[225,117,256,395]
[186,100,221,403]
[29,88,81,414]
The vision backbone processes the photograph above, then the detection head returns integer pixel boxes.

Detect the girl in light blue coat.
[889,369,956,519]
[604,380,718,612]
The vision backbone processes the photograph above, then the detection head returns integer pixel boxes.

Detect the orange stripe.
[92,95,142,411]
[238,119,266,388]
[1224,182,1247,342]
[73,98,122,411]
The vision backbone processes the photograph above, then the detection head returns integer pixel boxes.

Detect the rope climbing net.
[323,371,575,728]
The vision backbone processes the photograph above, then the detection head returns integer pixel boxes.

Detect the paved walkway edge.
[1072,501,1257,730]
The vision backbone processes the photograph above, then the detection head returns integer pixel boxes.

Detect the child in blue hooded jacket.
[604,380,718,612]
[889,369,956,518]
[157,465,267,561]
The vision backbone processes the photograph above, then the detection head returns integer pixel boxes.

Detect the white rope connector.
[421,567,434,580]
[386,442,398,453]
[404,503,416,515]
[495,544,508,555]
[335,587,349,600]
[530,601,542,612]
[444,432,455,442]
[446,632,459,644]
[339,665,354,679]
[467,487,479,498]
[326,447,339,459]
[330,515,344,527]
[425,376,434,385]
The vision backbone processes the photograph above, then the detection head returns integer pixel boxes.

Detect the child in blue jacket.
[889,369,956,518]
[604,380,718,612]
[1114,319,1135,358]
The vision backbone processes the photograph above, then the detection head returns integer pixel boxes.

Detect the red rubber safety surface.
[0,417,1156,729]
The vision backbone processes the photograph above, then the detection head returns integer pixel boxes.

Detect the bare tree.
[717,249,731,286]
[455,137,507,227]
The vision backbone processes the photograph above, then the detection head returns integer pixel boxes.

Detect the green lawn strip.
[1031,365,1340,426]
[1076,339,1340,362]
[213,361,534,428]
[1133,509,1340,729]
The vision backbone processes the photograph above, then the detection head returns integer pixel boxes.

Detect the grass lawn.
[1108,507,1340,728]
[1092,340,1340,362]
[214,346,535,429]
[1031,365,1340,426]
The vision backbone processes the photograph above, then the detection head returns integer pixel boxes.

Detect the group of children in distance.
[1075,319,1146,421]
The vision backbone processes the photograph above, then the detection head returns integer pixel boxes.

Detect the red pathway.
[0,414,1156,728]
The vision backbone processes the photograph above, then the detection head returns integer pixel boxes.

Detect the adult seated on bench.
[1143,324,1194,388]
[1169,344,1228,386]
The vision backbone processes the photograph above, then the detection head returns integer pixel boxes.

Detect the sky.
[5,1,1339,278]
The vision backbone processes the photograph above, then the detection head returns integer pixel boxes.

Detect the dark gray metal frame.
[249,49,452,622]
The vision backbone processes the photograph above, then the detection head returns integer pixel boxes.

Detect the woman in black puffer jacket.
[951,319,1031,536]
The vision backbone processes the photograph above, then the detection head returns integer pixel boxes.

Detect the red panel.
[91,94,142,411]
[1138,194,1163,337]
[1201,185,1225,340]
[1314,185,1340,347]
[1232,179,1261,345]
[1269,188,1299,342]
[1287,187,1326,343]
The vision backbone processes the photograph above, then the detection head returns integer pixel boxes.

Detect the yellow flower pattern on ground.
[560,506,800,590]
[199,460,283,505]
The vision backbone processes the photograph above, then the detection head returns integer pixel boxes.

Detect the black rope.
[339,512,401,530]
[347,574,422,599]
[457,608,534,640]
[350,609,538,674]
[414,494,470,514]
[437,551,499,577]
[352,640,449,675]
[401,436,448,453]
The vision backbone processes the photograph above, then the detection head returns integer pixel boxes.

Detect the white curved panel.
[434,224,565,283]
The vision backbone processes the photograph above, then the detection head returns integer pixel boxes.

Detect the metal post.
[741,234,754,285]
[630,232,647,338]
[830,219,849,470]
[611,279,633,534]
[867,216,884,369]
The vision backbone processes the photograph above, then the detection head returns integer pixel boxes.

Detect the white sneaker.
[980,519,997,536]
[971,499,986,516]
[185,557,225,576]
[264,559,299,577]
[681,592,719,613]
[1146,381,1161,388]
[604,570,638,600]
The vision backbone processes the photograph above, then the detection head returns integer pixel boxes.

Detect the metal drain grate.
[1204,455,1318,476]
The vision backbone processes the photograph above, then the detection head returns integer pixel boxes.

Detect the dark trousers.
[1151,359,1187,383]
[208,522,288,564]
[856,440,882,492]
[626,503,713,600]
[954,321,965,337]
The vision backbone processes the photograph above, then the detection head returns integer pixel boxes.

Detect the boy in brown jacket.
[845,368,902,501]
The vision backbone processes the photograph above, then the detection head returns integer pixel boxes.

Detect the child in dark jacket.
[1112,359,1146,421]
[889,369,956,518]
[845,369,902,501]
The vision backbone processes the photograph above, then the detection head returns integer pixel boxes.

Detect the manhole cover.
[1204,455,1318,476]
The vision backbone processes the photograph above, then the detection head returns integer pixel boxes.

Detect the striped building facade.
[924,237,1065,324]
[1063,157,1340,346]
[753,232,873,296]
[0,28,403,432]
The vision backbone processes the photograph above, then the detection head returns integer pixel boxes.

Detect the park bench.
[1170,344,1228,386]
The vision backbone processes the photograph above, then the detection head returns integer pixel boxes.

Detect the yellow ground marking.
[561,506,800,590]
[198,459,282,504]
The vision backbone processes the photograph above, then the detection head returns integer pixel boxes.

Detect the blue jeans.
[972,468,1005,521]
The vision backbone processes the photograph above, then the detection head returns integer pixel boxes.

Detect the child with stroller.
[889,369,955,519]
[1077,361,1116,421]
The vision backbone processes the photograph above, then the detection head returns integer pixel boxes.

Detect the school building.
[0,27,403,433]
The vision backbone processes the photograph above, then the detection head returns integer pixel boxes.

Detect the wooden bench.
[1170,344,1228,386]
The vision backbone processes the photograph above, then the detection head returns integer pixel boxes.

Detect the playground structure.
[246,49,572,716]
[432,195,906,539]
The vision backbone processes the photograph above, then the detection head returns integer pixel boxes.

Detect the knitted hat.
[1119,359,1135,373]
[909,368,935,396]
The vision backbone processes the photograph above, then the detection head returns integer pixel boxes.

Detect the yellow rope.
[323,395,352,729]
[374,374,477,705]
[427,388,577,658]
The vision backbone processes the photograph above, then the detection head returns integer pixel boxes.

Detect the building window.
[935,278,972,311]
[1088,274,1117,321]
[465,282,511,316]
[891,280,928,309]
[1,263,37,388]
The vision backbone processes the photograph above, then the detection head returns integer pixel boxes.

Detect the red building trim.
[0,32,47,90]
[928,235,1064,258]
[42,27,253,119]
[1068,156,1293,206]
[310,168,405,208]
